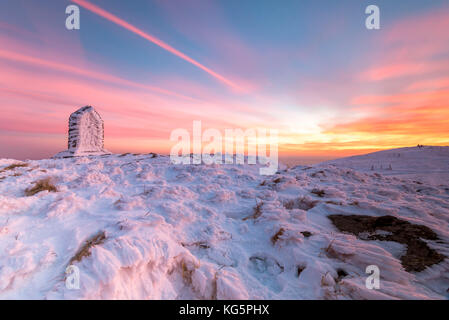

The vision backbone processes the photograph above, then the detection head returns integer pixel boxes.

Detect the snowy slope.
[0,154,448,299]
[321,146,449,185]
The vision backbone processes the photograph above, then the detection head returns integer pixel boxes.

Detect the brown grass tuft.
[310,170,326,178]
[271,228,285,245]
[210,273,218,300]
[336,268,348,282]
[326,200,342,205]
[311,188,326,197]
[283,197,318,211]
[301,231,313,238]
[323,240,354,262]
[272,177,282,184]
[181,261,195,284]
[1,163,28,172]
[69,231,106,265]
[25,178,57,196]
[296,265,306,277]
[181,241,210,249]
[243,201,263,221]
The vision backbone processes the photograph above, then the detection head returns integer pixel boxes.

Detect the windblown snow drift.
[0,152,448,299]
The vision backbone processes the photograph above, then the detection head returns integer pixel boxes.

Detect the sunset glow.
[1,0,448,160]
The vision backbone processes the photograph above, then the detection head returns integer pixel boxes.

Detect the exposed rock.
[328,214,445,272]
[54,106,111,158]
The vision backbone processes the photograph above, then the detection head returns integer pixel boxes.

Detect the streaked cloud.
[71,0,240,91]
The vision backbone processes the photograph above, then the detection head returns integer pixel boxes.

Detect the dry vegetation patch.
[271,228,285,245]
[296,265,306,277]
[301,231,313,238]
[283,197,318,211]
[119,153,131,157]
[243,201,263,221]
[328,215,445,272]
[1,163,28,173]
[25,178,58,196]
[69,231,107,265]
[181,241,210,249]
[311,188,326,197]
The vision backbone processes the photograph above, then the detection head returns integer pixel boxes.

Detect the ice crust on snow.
[0,150,448,300]
[54,106,110,158]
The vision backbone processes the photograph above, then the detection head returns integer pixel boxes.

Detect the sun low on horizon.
[1,0,449,161]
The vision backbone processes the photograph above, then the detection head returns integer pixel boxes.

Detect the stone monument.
[54,106,111,158]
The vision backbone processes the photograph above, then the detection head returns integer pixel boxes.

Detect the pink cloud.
[361,61,449,82]
[359,7,449,82]
[406,77,449,91]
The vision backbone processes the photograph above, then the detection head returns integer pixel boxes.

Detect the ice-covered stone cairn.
[54,106,111,158]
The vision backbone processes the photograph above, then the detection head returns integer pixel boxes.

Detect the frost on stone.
[54,106,111,158]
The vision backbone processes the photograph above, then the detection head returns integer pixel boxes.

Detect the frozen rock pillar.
[54,106,111,158]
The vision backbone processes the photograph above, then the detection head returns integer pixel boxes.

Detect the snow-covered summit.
[54,106,111,158]
[0,153,447,299]
[321,146,449,185]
